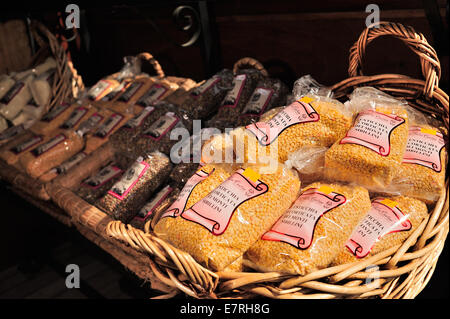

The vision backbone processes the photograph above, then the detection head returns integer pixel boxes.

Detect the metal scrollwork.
[172,5,201,47]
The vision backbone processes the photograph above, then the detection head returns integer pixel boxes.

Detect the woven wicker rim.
[137,52,165,78]
[46,21,449,299]
[233,57,269,77]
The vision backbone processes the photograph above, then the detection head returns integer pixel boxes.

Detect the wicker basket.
[27,20,84,114]
[47,22,448,299]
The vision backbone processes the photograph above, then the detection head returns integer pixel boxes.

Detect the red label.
[262,187,346,249]
[245,100,320,146]
[345,198,412,259]
[136,84,168,107]
[340,110,405,156]
[160,168,214,219]
[82,164,122,189]
[142,112,180,141]
[11,135,43,154]
[61,107,88,129]
[31,134,66,157]
[180,168,269,236]
[240,87,274,117]
[402,126,445,172]
[41,103,70,122]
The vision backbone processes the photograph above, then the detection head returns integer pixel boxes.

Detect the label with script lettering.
[246,97,320,146]
[402,126,445,172]
[241,87,274,116]
[160,168,214,219]
[142,112,179,141]
[221,74,247,108]
[135,185,174,221]
[31,134,66,157]
[340,110,405,156]
[122,106,154,130]
[82,164,123,189]
[136,84,168,106]
[181,168,269,236]
[191,77,221,98]
[108,160,149,200]
[11,135,43,154]
[262,186,346,249]
[345,198,412,258]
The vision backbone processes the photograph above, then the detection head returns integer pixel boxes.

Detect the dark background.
[0,0,448,299]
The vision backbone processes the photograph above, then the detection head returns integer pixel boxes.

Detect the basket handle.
[233,57,269,77]
[348,21,441,98]
[137,52,165,78]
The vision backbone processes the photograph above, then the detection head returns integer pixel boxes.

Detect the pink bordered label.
[240,87,274,117]
[180,168,269,236]
[245,98,320,146]
[0,81,24,105]
[346,198,412,259]
[221,74,247,108]
[191,77,221,98]
[77,112,104,136]
[142,112,180,141]
[136,84,168,107]
[82,164,123,189]
[107,160,149,200]
[31,134,66,157]
[95,113,124,138]
[160,168,215,219]
[122,106,155,130]
[402,126,445,172]
[134,185,174,222]
[11,135,43,154]
[61,107,88,129]
[340,109,406,156]
[41,103,70,122]
[262,186,346,249]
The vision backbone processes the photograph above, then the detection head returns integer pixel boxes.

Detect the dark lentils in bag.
[95,151,172,223]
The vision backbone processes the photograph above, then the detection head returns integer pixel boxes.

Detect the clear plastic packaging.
[292,74,333,100]
[203,93,352,165]
[30,102,78,136]
[388,124,447,204]
[0,73,35,120]
[28,68,55,108]
[0,75,16,100]
[154,163,301,271]
[236,77,289,127]
[285,146,328,185]
[333,196,428,265]
[76,162,125,205]
[134,78,179,108]
[107,76,155,114]
[95,151,172,223]
[178,69,235,120]
[324,87,411,190]
[207,69,263,129]
[38,151,88,183]
[18,129,85,178]
[245,182,371,275]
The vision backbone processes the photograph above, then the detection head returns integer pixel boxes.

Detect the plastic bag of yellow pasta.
[244,182,371,275]
[325,87,410,190]
[333,196,428,265]
[389,124,447,204]
[154,163,301,271]
[202,93,352,165]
